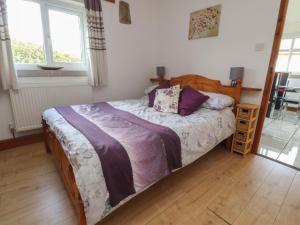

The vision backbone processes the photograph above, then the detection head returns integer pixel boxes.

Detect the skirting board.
[0,133,43,151]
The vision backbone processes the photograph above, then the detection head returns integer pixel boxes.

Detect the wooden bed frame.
[42,74,242,225]
[170,75,242,107]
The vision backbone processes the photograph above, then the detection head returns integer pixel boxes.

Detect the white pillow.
[153,85,180,113]
[200,91,234,110]
[144,85,158,95]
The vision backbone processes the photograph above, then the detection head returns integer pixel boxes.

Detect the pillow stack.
[178,86,209,116]
[148,84,210,116]
[148,82,170,107]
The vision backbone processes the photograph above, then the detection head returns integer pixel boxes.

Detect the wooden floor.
[1,143,300,225]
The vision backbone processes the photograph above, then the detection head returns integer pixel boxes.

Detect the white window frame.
[9,0,88,75]
[277,34,300,74]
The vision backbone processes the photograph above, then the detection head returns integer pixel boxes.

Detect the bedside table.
[231,103,259,157]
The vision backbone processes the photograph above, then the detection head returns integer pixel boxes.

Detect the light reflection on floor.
[278,146,298,165]
[258,113,300,169]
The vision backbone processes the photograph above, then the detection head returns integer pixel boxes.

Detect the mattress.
[42,96,236,225]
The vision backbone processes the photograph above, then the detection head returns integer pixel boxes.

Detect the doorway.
[254,0,300,169]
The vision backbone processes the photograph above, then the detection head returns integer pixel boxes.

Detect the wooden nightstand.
[231,103,259,157]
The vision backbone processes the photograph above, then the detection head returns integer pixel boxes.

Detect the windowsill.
[18,76,89,88]
[16,63,88,71]
[18,69,87,76]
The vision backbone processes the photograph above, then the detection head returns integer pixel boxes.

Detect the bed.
[42,75,242,225]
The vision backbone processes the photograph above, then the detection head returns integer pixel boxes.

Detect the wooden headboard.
[169,74,242,105]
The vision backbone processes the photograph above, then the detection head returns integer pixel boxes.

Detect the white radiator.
[9,86,92,132]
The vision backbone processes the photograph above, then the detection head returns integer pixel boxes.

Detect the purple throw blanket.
[55,102,181,207]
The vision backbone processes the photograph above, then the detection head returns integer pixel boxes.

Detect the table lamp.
[230,67,244,87]
[156,66,166,80]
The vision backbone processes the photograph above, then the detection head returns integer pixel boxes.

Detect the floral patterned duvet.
[42,96,236,225]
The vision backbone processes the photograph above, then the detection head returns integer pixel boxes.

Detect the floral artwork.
[188,5,222,40]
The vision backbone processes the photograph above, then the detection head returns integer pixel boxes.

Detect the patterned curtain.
[0,0,18,90]
[85,0,108,87]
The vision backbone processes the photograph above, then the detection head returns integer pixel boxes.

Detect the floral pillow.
[148,82,170,107]
[153,85,180,113]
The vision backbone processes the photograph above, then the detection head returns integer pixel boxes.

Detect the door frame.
[252,0,289,153]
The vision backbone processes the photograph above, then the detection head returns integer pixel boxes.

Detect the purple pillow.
[148,82,170,107]
[179,86,209,116]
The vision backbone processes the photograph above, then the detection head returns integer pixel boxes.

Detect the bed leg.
[42,120,51,154]
[225,136,233,151]
[45,141,51,154]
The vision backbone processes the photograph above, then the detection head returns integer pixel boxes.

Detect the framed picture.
[188,5,222,40]
[119,1,131,24]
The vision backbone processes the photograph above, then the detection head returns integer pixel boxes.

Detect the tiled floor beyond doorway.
[259,112,300,169]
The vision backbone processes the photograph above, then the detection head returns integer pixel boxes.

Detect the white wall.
[284,22,300,34]
[284,0,300,34]
[0,90,14,139]
[0,0,282,140]
[0,0,159,140]
[155,0,281,104]
[92,0,159,102]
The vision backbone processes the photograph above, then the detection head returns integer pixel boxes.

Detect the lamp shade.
[156,66,166,78]
[230,67,244,81]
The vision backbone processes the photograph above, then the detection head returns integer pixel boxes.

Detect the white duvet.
[42,96,236,225]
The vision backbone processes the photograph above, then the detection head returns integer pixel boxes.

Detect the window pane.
[293,38,300,49]
[49,9,82,63]
[289,52,300,72]
[276,53,289,72]
[280,39,292,50]
[7,0,45,64]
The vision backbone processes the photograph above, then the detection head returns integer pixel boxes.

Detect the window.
[293,38,300,49]
[7,0,46,64]
[276,38,300,73]
[49,9,82,63]
[276,52,289,72]
[279,39,292,50]
[6,0,87,71]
